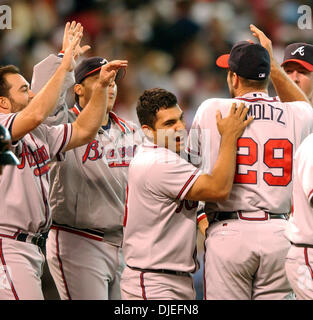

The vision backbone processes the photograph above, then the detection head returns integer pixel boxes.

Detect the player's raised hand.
[62,21,91,60]
[250,24,274,61]
[61,29,83,72]
[216,102,254,139]
[98,60,128,87]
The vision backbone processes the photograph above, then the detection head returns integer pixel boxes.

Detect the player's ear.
[0,96,11,112]
[74,84,83,98]
[232,72,240,88]
[142,125,154,139]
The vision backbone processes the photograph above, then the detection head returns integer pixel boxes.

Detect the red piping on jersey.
[308,189,313,200]
[123,185,129,227]
[140,272,147,300]
[197,213,207,223]
[55,229,72,300]
[176,168,200,201]
[236,97,278,103]
[304,248,313,280]
[4,113,16,128]
[51,225,103,242]
[0,239,19,300]
[56,124,70,157]
[71,105,134,133]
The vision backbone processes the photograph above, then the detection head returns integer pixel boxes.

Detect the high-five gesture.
[98,60,128,87]
[62,21,91,60]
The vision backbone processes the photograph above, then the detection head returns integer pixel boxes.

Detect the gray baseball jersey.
[188,92,313,214]
[0,113,72,235]
[49,105,142,246]
[122,138,202,273]
[284,133,313,299]
[188,92,313,300]
[285,133,313,245]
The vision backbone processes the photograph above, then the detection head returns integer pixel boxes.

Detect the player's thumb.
[216,110,222,122]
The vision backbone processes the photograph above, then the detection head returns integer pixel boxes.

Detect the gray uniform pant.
[204,216,293,300]
[0,237,45,300]
[46,228,124,300]
[285,244,313,299]
[120,266,196,300]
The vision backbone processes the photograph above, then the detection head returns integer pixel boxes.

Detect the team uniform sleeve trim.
[176,168,201,201]
[309,189,313,203]
[55,123,72,157]
[197,212,207,223]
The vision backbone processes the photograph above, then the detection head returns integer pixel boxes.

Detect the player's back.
[188,92,313,214]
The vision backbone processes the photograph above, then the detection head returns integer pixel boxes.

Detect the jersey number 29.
[234,137,293,186]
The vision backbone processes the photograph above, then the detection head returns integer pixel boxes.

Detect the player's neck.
[235,88,268,97]
[102,113,110,126]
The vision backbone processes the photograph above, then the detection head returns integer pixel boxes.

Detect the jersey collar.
[142,137,158,148]
[235,92,279,102]
[71,104,135,134]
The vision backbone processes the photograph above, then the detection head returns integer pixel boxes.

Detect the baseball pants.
[204,215,293,300]
[285,245,313,299]
[46,228,124,300]
[120,266,196,300]
[0,238,45,300]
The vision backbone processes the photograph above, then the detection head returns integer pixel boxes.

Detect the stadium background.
[0,0,311,300]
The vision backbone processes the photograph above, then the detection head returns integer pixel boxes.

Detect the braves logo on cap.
[291,46,305,56]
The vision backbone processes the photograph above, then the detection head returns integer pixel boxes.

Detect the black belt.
[0,232,48,249]
[210,211,288,223]
[127,265,190,277]
[290,242,313,249]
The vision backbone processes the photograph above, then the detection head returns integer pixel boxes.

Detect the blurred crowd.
[0,0,312,129]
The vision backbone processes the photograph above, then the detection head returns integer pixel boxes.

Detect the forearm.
[210,134,238,198]
[271,60,310,103]
[66,83,108,150]
[12,65,68,140]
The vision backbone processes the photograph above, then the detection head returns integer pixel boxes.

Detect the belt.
[0,232,48,249]
[127,265,190,277]
[290,242,313,249]
[210,211,288,223]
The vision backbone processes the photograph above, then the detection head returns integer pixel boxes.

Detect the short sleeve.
[146,150,202,201]
[41,123,72,160]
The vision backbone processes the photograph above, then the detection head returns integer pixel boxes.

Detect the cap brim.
[281,59,313,72]
[216,54,230,68]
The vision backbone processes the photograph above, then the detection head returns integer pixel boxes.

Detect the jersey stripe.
[55,229,72,300]
[0,239,19,300]
[176,168,200,201]
[304,248,313,280]
[140,272,147,300]
[308,189,313,200]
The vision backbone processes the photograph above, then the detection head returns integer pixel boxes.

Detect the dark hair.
[0,65,20,98]
[229,71,269,90]
[136,88,178,128]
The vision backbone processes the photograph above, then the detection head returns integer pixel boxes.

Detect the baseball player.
[281,43,313,104]
[30,22,142,300]
[285,133,313,299]
[121,88,253,300]
[0,124,19,175]
[188,39,313,300]
[0,28,127,299]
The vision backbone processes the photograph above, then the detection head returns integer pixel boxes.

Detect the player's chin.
[175,140,185,154]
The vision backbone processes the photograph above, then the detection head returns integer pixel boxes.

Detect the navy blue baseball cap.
[216,41,271,80]
[75,56,125,84]
[281,43,313,71]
